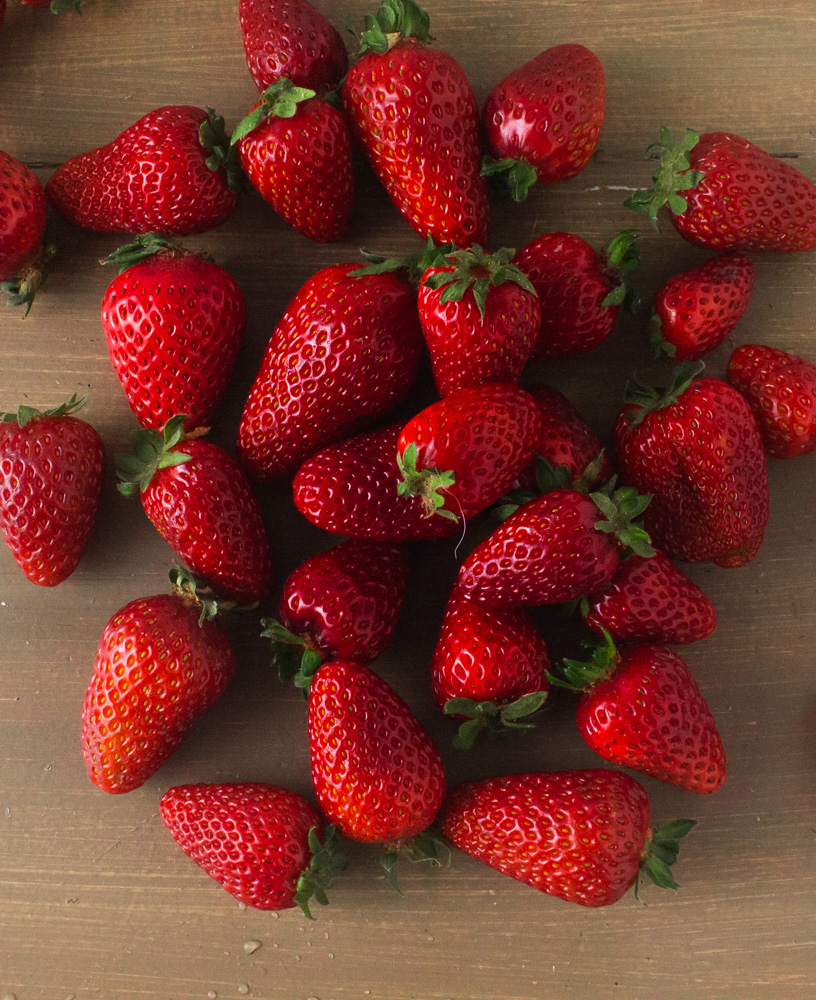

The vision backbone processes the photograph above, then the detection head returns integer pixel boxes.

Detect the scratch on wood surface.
[93,813,158,863]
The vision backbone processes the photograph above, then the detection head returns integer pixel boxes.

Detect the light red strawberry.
[0,149,51,315]
[0,396,104,586]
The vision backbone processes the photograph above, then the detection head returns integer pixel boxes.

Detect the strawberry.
[0,149,51,315]
[614,362,769,567]
[0,396,104,587]
[237,263,422,481]
[100,235,245,431]
[232,80,354,243]
[82,571,237,794]
[342,0,489,246]
[438,769,696,907]
[239,0,348,96]
[160,783,346,916]
[481,44,605,202]
[728,343,816,458]
[650,253,755,361]
[117,417,273,604]
[551,630,726,794]
[512,230,639,359]
[46,106,240,236]
[626,127,816,252]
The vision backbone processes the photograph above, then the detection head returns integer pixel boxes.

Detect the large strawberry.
[100,235,245,431]
[237,263,422,481]
[46,106,240,236]
[0,396,104,587]
[0,149,51,315]
[626,127,816,251]
[342,0,489,246]
[117,417,273,604]
[481,44,605,202]
[160,783,346,916]
[438,769,696,907]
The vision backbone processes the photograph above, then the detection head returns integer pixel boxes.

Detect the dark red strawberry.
[46,106,239,236]
[728,343,816,458]
[513,230,639,359]
[0,396,104,586]
[100,235,245,431]
[160,783,346,915]
[0,149,50,315]
[438,769,696,907]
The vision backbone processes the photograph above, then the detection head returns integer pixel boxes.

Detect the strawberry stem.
[294,825,347,919]
[231,80,318,145]
[624,127,705,226]
[590,484,655,558]
[623,360,705,427]
[260,618,325,694]
[350,236,453,287]
[170,566,248,625]
[480,155,538,203]
[100,233,192,273]
[396,442,458,521]
[116,414,194,497]
[421,244,536,321]
[1,242,56,318]
[444,691,548,750]
[0,393,86,427]
[547,627,618,692]
[380,828,450,894]
[356,0,430,55]
[600,229,641,313]
[636,819,697,898]
[200,107,242,191]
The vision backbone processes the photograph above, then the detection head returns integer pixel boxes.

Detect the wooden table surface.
[1,2,815,998]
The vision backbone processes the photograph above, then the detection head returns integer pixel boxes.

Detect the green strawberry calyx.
[480,155,538,204]
[380,828,450,894]
[231,80,318,145]
[396,442,458,521]
[444,691,549,750]
[99,233,212,274]
[294,825,348,919]
[590,482,655,559]
[260,618,325,694]
[624,126,705,227]
[623,359,705,427]
[547,627,619,692]
[351,236,454,287]
[648,308,676,359]
[600,229,641,313]
[0,392,86,427]
[421,245,537,321]
[170,566,249,625]
[355,0,431,55]
[116,414,201,497]
[494,452,608,521]
[1,242,56,318]
[636,818,697,898]
[200,107,243,192]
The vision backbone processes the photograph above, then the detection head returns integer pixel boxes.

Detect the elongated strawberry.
[0,149,51,315]
[0,396,104,586]
[513,230,639,359]
[728,343,816,458]
[238,263,422,482]
[160,783,346,916]
[438,769,696,906]
[100,235,245,430]
[342,0,489,246]
[46,106,240,236]
[482,44,605,201]
[626,127,816,251]
[117,417,273,604]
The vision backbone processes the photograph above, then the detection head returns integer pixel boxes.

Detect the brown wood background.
[1,1,815,997]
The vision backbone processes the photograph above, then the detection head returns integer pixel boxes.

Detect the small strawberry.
[232,80,354,243]
[728,343,816,458]
[438,769,696,907]
[513,230,639,359]
[0,149,51,315]
[117,417,273,604]
[650,253,755,361]
[0,396,104,586]
[46,106,240,236]
[481,44,605,201]
[342,0,489,246]
[626,127,816,252]
[100,235,245,431]
[82,570,237,794]
[160,783,346,916]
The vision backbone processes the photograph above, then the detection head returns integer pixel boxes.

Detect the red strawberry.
[100,235,245,431]
[237,263,422,482]
[482,44,605,201]
[239,0,348,96]
[160,783,346,915]
[82,571,237,794]
[626,127,816,252]
[0,149,50,315]
[728,343,816,458]
[438,769,696,907]
[513,230,639,359]
[614,362,769,567]
[650,253,755,361]
[342,0,489,246]
[233,80,354,243]
[117,417,273,604]
[552,631,726,793]
[0,396,104,586]
[46,106,239,236]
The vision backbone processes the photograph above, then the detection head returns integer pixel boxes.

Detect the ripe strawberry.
[82,571,237,794]
[650,253,755,361]
[239,0,348,96]
[513,230,639,359]
[237,263,422,481]
[46,106,240,236]
[481,44,605,201]
[233,80,353,243]
[614,362,769,567]
[728,343,816,458]
[0,396,104,587]
[100,235,245,431]
[160,783,346,916]
[0,149,50,315]
[626,127,816,252]
[117,417,273,604]
[438,769,696,907]
[551,631,726,793]
[342,0,489,246]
